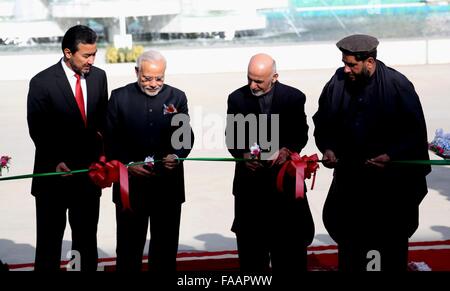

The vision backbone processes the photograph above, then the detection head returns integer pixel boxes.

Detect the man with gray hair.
[106,50,194,274]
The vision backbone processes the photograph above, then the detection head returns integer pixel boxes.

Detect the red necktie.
[75,73,87,126]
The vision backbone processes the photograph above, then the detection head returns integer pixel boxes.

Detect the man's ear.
[63,48,72,60]
[135,66,139,77]
[272,73,279,83]
[366,57,376,69]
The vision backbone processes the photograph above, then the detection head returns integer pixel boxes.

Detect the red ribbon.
[88,156,130,210]
[276,153,319,199]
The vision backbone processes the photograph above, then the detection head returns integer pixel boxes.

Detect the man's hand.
[271,147,291,166]
[366,154,390,168]
[322,149,338,169]
[243,152,263,171]
[128,164,155,177]
[56,162,71,177]
[162,154,179,170]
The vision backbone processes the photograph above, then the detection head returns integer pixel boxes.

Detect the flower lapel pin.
[163,104,178,115]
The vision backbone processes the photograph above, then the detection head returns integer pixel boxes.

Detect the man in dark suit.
[225,53,315,279]
[27,25,108,271]
[105,50,193,275]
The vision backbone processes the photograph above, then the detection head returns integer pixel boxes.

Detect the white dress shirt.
[61,58,88,112]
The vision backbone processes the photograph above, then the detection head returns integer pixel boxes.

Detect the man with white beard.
[106,50,194,278]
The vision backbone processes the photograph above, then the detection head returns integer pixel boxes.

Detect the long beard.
[346,67,371,85]
[354,67,371,83]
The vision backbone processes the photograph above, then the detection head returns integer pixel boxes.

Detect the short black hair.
[353,49,377,62]
[61,25,97,54]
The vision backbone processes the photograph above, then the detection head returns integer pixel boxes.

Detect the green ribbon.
[0,169,89,181]
[0,158,250,182]
[1,157,448,182]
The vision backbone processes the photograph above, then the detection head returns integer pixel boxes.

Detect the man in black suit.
[27,25,108,271]
[225,53,314,278]
[105,50,193,274]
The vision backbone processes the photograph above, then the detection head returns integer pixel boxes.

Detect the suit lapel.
[86,72,98,126]
[54,63,80,116]
[54,62,90,127]
[270,82,280,114]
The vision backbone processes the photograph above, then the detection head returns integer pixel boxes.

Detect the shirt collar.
[61,58,82,79]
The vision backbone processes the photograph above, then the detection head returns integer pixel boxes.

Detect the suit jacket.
[106,83,194,205]
[226,81,309,197]
[27,61,108,196]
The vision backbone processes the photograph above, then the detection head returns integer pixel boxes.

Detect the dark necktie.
[74,73,87,126]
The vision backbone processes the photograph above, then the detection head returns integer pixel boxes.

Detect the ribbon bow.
[88,156,130,210]
[276,153,319,199]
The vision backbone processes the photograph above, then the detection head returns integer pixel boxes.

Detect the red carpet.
[6,240,450,271]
